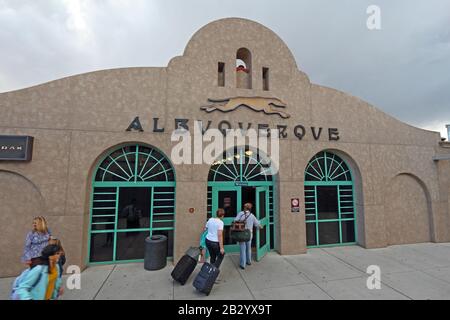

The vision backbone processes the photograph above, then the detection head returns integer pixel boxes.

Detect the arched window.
[236,48,252,89]
[305,152,351,182]
[208,147,273,182]
[89,144,176,264]
[304,151,356,248]
[95,145,174,182]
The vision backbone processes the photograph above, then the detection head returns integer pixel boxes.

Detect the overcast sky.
[1,0,449,138]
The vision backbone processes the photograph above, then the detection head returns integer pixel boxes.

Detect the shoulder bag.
[230,212,252,242]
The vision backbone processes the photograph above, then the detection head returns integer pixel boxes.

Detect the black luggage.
[185,247,201,261]
[171,255,197,285]
[193,262,220,296]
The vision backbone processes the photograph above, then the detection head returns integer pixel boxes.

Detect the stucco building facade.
[1,18,449,277]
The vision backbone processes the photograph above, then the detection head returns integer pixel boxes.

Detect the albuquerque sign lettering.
[127,117,340,141]
[126,97,340,141]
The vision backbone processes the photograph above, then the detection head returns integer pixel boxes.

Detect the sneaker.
[239,265,245,270]
[246,262,252,266]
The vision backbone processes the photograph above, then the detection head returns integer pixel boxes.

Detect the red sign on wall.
[223,197,231,207]
[291,198,300,213]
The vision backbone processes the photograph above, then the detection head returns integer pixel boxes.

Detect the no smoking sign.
[291,198,300,213]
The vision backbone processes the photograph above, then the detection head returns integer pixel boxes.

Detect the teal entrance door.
[211,184,271,258]
[207,146,276,257]
[212,185,241,253]
[256,187,270,261]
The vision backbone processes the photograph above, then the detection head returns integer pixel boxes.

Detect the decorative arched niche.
[236,48,252,89]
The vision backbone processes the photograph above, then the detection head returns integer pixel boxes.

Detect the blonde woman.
[21,216,51,266]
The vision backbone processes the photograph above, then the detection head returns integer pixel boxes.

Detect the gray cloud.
[0,0,449,137]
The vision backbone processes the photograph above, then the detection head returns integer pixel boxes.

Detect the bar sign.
[0,136,34,161]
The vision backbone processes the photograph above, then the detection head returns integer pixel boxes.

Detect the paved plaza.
[2,243,450,300]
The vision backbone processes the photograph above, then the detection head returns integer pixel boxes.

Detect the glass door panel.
[212,186,241,253]
[256,187,270,261]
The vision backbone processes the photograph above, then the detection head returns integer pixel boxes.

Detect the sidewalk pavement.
[2,242,450,300]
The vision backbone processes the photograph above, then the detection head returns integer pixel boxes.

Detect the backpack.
[10,266,43,300]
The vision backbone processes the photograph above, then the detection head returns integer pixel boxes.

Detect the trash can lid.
[145,235,168,242]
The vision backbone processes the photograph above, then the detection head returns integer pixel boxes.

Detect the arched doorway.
[304,151,357,248]
[207,146,276,261]
[88,144,176,264]
[0,170,45,276]
[385,174,432,245]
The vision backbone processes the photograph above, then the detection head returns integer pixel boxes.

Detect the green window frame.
[208,147,274,183]
[88,144,176,265]
[207,147,276,251]
[304,151,357,248]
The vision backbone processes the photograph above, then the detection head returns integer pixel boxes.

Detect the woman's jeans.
[239,237,252,267]
[205,239,225,268]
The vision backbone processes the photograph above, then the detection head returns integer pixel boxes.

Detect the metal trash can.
[144,235,167,271]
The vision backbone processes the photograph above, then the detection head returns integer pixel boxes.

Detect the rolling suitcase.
[185,247,201,261]
[171,255,197,285]
[193,262,220,296]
